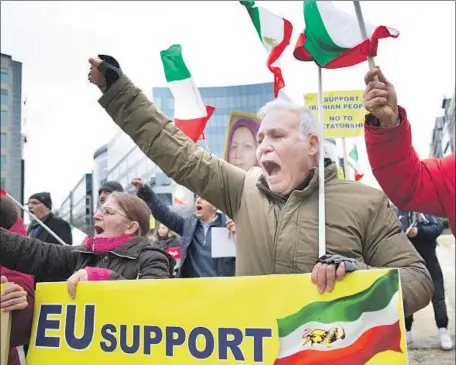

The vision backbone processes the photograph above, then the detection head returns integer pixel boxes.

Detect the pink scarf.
[82,234,133,254]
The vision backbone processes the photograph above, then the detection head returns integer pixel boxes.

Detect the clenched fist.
[363,67,399,127]
[88,55,122,92]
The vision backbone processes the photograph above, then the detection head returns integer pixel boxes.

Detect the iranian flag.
[348,144,364,182]
[160,44,215,142]
[240,1,293,97]
[275,270,403,365]
[294,1,399,68]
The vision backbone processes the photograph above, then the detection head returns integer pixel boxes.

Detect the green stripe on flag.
[303,1,347,67]
[349,145,359,161]
[277,269,399,337]
[160,44,192,83]
[240,1,262,41]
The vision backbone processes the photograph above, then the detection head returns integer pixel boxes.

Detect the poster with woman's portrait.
[223,112,260,172]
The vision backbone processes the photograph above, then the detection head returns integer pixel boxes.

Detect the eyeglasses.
[96,206,130,220]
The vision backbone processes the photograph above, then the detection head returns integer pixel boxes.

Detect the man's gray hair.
[257,99,324,142]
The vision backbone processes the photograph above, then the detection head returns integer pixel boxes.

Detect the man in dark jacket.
[132,178,235,278]
[98,180,124,206]
[396,209,453,351]
[27,192,72,245]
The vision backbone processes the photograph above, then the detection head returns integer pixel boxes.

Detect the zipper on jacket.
[109,251,136,260]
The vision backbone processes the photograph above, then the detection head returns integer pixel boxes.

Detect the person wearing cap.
[27,192,72,246]
[98,180,124,206]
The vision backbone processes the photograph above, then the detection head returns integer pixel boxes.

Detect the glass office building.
[430,93,455,158]
[92,144,109,212]
[0,53,23,203]
[58,173,93,236]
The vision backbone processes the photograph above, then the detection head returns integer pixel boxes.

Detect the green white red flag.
[274,270,402,365]
[240,1,293,97]
[348,144,364,181]
[294,1,399,68]
[160,44,215,142]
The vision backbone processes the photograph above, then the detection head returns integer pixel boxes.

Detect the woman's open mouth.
[94,226,104,235]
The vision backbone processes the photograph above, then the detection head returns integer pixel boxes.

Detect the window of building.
[0,89,7,106]
[0,110,6,126]
[0,68,8,84]
[0,133,6,148]
[0,154,6,171]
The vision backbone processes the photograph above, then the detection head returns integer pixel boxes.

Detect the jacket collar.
[257,159,338,202]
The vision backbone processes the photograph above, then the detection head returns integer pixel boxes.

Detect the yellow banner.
[27,270,407,365]
[304,90,367,138]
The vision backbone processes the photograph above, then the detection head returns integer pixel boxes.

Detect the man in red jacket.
[363,67,455,236]
[0,195,35,365]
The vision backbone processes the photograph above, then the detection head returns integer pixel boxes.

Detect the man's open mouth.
[262,161,281,177]
[196,205,203,212]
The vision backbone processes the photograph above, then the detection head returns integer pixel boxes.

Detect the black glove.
[317,254,358,272]
[96,54,123,92]
[137,184,153,204]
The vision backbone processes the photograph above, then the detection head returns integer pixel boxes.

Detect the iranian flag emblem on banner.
[275,270,403,365]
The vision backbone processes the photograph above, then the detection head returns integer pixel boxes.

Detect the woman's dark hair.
[0,195,19,229]
[109,192,150,236]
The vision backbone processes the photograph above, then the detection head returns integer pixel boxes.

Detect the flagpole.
[2,191,69,246]
[317,67,326,257]
[342,137,350,180]
[353,1,376,71]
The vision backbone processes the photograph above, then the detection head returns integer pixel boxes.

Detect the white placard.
[211,227,236,258]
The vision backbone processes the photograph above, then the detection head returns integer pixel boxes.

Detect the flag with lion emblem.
[274,269,405,365]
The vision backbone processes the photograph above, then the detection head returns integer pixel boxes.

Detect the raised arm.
[88,56,246,219]
[0,228,78,282]
[365,108,453,217]
[134,181,185,236]
[363,67,454,218]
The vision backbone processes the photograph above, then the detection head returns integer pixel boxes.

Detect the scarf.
[82,234,133,254]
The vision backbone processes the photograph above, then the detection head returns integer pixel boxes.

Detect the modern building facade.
[92,144,109,212]
[58,173,93,236]
[430,93,455,158]
[0,53,23,203]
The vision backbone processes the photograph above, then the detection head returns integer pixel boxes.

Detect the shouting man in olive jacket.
[86,55,433,316]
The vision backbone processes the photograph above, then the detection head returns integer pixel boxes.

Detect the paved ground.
[408,234,455,365]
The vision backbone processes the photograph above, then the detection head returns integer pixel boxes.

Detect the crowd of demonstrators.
[393,208,453,350]
[86,55,434,317]
[0,55,454,362]
[363,67,455,235]
[0,195,35,365]
[132,178,236,278]
[27,192,72,245]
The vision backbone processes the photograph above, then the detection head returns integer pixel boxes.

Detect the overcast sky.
[1,1,454,207]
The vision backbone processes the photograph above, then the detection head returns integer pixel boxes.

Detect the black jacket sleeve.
[417,214,443,241]
[137,185,185,236]
[0,228,78,282]
[51,218,73,245]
